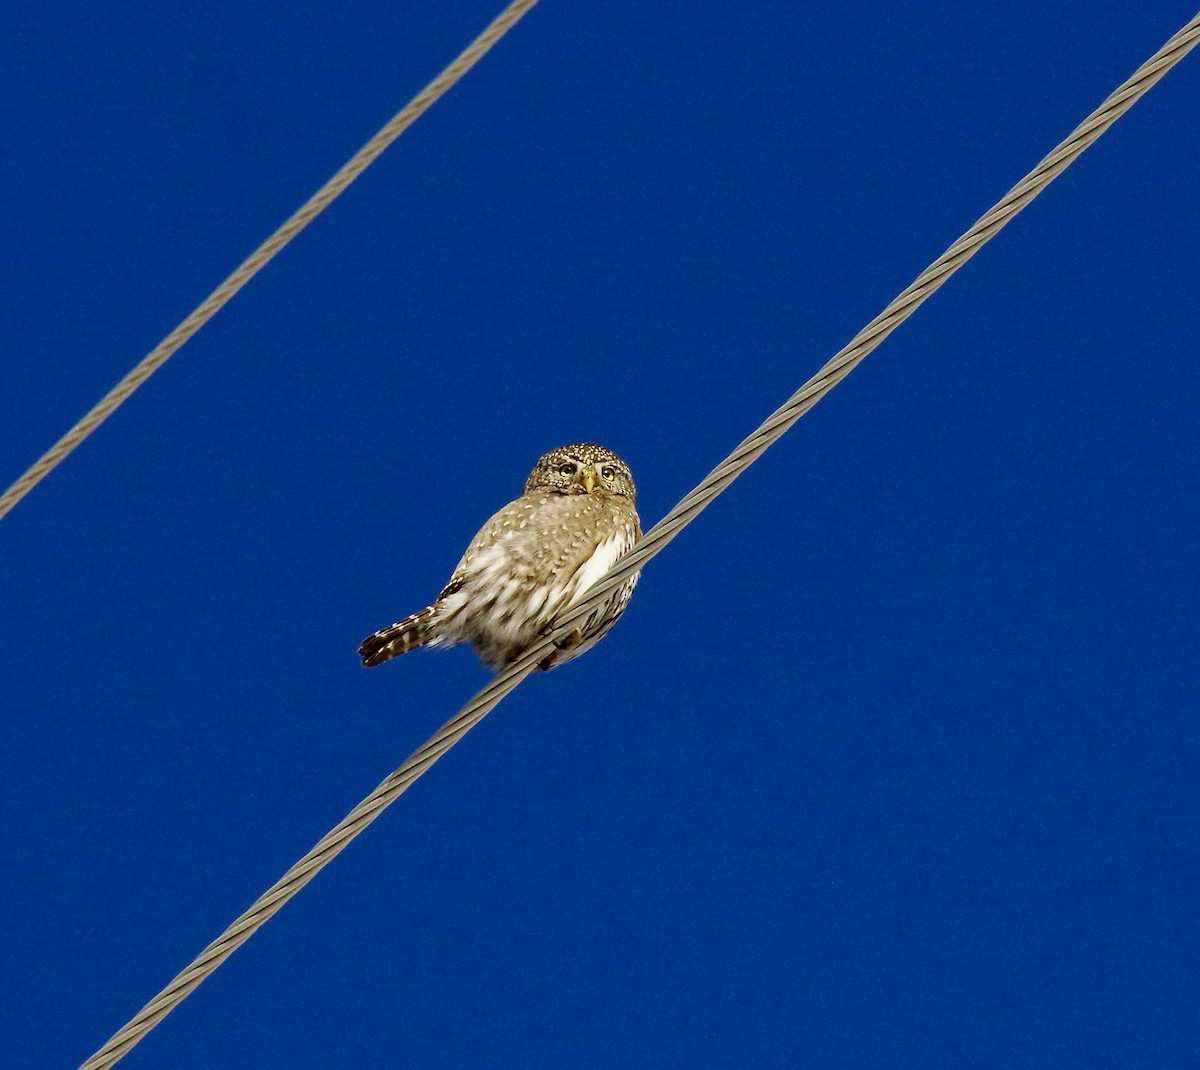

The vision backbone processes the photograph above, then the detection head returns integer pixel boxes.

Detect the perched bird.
[359,443,641,672]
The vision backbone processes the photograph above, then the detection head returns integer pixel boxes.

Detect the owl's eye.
[601,466,615,481]
[558,462,576,476]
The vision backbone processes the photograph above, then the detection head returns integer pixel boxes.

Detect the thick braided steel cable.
[0,0,540,525]
[79,12,1200,1070]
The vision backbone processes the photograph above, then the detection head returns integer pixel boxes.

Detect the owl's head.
[524,443,636,501]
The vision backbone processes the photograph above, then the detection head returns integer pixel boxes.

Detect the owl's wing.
[444,496,543,587]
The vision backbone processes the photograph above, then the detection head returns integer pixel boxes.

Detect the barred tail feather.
[358,606,437,667]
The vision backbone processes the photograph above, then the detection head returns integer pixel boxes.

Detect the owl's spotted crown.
[523,442,636,501]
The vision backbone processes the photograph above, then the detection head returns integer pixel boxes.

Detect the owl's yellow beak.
[580,466,598,493]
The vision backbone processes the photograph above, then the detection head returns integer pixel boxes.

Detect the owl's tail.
[358,606,437,668]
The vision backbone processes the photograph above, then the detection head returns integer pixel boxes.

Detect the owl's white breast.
[565,531,635,609]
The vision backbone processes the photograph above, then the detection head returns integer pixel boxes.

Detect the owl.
[359,443,641,672]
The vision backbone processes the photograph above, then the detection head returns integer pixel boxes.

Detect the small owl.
[359,443,641,672]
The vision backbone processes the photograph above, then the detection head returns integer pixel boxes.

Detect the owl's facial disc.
[526,443,634,500]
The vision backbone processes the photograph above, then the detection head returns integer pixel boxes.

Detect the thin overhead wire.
[78,10,1200,1070]
[0,0,541,524]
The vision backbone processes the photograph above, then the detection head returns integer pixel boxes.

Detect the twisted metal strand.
[0,0,541,524]
[79,11,1200,1069]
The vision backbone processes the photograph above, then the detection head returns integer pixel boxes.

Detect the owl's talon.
[536,627,584,671]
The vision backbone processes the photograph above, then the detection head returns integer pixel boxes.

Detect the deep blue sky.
[3,3,1199,1067]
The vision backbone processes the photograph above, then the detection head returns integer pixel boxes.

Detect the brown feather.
[358,606,437,667]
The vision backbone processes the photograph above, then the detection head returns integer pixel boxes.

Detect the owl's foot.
[537,628,582,671]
